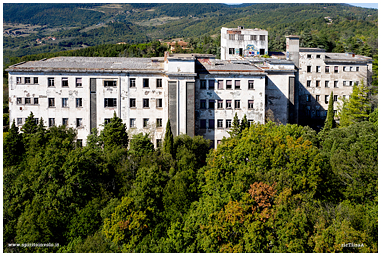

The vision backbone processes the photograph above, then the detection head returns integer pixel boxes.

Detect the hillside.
[3,3,378,60]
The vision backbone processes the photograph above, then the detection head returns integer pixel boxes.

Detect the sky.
[349,3,378,9]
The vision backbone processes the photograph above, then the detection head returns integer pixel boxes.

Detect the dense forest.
[4,92,378,252]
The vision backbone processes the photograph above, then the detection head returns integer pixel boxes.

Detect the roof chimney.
[238,26,244,30]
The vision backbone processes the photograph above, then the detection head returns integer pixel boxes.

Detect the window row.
[15,117,82,128]
[200,79,255,90]
[46,77,83,87]
[129,78,162,88]
[200,99,255,110]
[228,34,266,41]
[16,77,39,84]
[199,118,255,129]
[128,118,163,128]
[45,98,84,108]
[306,65,359,73]
[306,80,359,88]
[306,94,344,103]
[129,98,163,108]
[16,97,39,105]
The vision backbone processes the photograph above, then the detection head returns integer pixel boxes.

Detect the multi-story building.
[221,26,268,60]
[7,27,372,146]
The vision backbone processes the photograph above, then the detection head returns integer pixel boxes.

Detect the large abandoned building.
[6,27,372,147]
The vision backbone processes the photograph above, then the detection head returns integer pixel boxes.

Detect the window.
[343,81,347,86]
[235,80,241,89]
[143,78,149,88]
[238,34,244,40]
[306,95,310,102]
[104,98,117,107]
[62,118,68,126]
[17,118,23,126]
[226,100,232,109]
[248,100,254,109]
[248,120,254,127]
[49,118,55,127]
[235,100,241,109]
[334,95,338,102]
[143,118,149,128]
[307,80,311,87]
[130,118,136,128]
[316,80,320,87]
[76,118,83,128]
[307,66,311,72]
[325,95,329,104]
[48,98,55,107]
[156,139,162,148]
[200,100,206,109]
[143,99,149,108]
[350,66,353,72]
[130,78,136,88]
[104,118,111,124]
[229,48,235,54]
[130,98,136,108]
[229,34,235,40]
[156,98,163,108]
[218,80,224,90]
[248,80,254,90]
[34,77,39,84]
[76,98,82,108]
[217,100,223,109]
[325,81,329,88]
[16,77,22,84]
[325,66,330,73]
[334,81,338,88]
[316,95,320,102]
[209,80,215,90]
[349,81,353,86]
[62,77,68,87]
[76,78,82,87]
[355,81,359,86]
[62,98,68,108]
[317,54,321,59]
[17,98,22,104]
[104,80,116,87]
[209,100,215,109]
[200,80,206,89]
[226,119,232,128]
[209,119,215,129]
[156,118,162,128]
[316,66,321,73]
[307,54,312,59]
[356,67,359,72]
[34,98,39,105]
[217,140,222,145]
[217,119,223,128]
[48,77,54,87]
[226,80,232,89]
[156,79,162,88]
[334,66,338,73]
[250,35,257,41]
[200,119,206,129]
[25,77,31,84]
[259,35,265,41]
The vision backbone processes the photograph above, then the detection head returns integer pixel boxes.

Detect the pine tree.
[4,119,24,167]
[21,112,38,134]
[322,91,336,132]
[228,113,241,137]
[240,114,249,133]
[100,112,128,149]
[163,119,174,157]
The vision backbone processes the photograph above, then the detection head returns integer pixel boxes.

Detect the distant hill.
[3,3,378,59]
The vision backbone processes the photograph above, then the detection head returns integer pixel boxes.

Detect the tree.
[321,91,336,133]
[129,133,154,158]
[228,113,241,137]
[338,81,371,127]
[21,112,37,134]
[100,112,128,149]
[4,119,24,167]
[163,120,174,157]
[240,114,249,132]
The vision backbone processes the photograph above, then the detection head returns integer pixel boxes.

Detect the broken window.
[317,54,321,59]
[334,81,338,88]
[76,98,82,108]
[156,98,163,108]
[218,80,224,89]
[25,77,31,84]
[248,120,254,127]
[325,66,330,73]
[143,99,149,108]
[226,119,232,128]
[209,119,215,129]
[217,119,223,128]
[16,77,22,84]
[334,66,338,73]
[325,81,329,88]
[34,118,39,124]
[34,77,39,84]
[143,78,149,88]
[156,79,162,88]
[217,100,223,109]
[49,118,55,127]
[156,139,162,148]
[62,98,68,108]
[62,118,68,126]
[156,118,162,128]
[356,67,359,72]
[248,80,254,90]
[200,80,206,89]
[200,100,206,109]
[235,80,241,89]
[130,118,136,128]
[259,35,265,41]
[235,100,241,109]
[48,98,55,107]
[229,34,235,40]
[200,119,206,129]
[143,118,149,128]
[104,98,117,107]
[34,98,39,105]
[48,77,55,87]
[62,77,69,87]
[209,100,215,109]
[104,118,111,124]
[130,98,136,108]
[104,80,116,87]
[226,100,232,109]
[307,66,311,73]
[250,35,257,41]
[325,95,329,104]
[334,95,338,102]
[76,78,82,87]
[229,48,235,54]
[76,118,83,128]
[226,80,232,89]
[209,80,215,90]
[17,98,22,104]
[307,80,311,87]
[130,78,136,88]
[316,66,321,73]
[343,81,347,86]
[307,54,312,59]
[316,80,320,87]
[316,95,320,102]
[349,81,353,86]
[17,118,23,126]
[238,34,244,40]
[248,100,254,109]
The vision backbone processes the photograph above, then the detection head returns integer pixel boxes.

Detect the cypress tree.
[163,119,174,157]
[322,91,336,132]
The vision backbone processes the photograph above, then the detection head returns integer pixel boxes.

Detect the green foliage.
[163,120,174,157]
[3,120,24,167]
[129,133,154,158]
[100,112,128,149]
[321,91,336,133]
